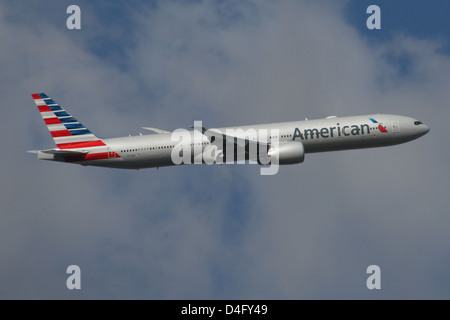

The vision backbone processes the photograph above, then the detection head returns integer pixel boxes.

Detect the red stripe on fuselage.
[57,140,106,149]
[84,152,109,161]
[51,130,72,137]
[64,151,121,162]
[44,117,62,125]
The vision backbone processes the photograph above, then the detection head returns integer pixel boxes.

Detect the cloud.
[0,0,448,299]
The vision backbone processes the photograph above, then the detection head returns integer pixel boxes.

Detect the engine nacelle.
[267,141,305,165]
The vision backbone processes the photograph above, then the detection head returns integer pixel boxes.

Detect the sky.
[0,0,449,299]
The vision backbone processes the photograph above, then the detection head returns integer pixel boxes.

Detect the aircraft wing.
[141,127,170,134]
[201,128,269,148]
[196,127,269,164]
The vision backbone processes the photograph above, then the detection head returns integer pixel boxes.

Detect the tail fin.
[31,93,106,149]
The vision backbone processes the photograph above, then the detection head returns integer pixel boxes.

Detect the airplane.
[28,93,429,172]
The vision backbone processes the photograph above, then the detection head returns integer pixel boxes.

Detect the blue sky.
[346,0,450,42]
[1,0,449,299]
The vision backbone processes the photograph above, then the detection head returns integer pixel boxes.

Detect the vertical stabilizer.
[31,93,106,149]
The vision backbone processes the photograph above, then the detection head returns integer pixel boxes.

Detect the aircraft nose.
[418,123,430,137]
[412,119,429,136]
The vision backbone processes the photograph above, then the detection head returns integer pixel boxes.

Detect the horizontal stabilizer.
[141,127,170,134]
[27,148,88,161]
[27,148,88,155]
[40,149,88,155]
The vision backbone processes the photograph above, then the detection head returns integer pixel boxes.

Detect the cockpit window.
[414,121,423,125]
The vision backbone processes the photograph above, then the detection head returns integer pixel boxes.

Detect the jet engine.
[266,141,305,165]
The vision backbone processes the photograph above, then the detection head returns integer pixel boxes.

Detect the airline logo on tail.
[369,118,388,133]
[31,93,106,149]
[31,93,120,161]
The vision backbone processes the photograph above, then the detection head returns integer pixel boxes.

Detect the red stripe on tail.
[38,105,52,112]
[44,117,62,125]
[51,130,72,137]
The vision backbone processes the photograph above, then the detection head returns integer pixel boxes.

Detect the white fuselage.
[60,114,428,169]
